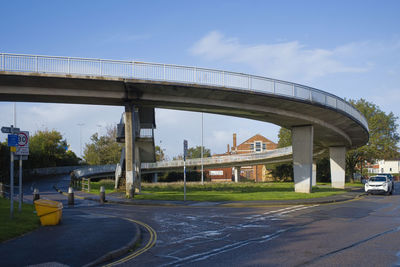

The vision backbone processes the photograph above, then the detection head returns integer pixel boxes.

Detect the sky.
[0,0,399,159]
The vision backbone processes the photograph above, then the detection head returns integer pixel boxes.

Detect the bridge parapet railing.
[142,146,293,170]
[0,53,368,130]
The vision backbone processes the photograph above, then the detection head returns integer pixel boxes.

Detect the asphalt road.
[95,183,400,267]
[10,176,400,266]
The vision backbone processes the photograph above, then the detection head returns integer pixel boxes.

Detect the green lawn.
[88,179,118,194]
[0,198,40,242]
[133,182,347,201]
[88,181,352,202]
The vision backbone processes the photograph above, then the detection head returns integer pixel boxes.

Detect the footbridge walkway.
[73,146,293,178]
[0,53,369,194]
[72,146,296,188]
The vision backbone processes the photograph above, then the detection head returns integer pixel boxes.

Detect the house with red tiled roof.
[207,133,277,182]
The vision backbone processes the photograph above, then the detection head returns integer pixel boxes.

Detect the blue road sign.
[8,134,18,147]
[183,140,188,160]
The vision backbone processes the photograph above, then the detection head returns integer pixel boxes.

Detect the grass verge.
[89,179,118,194]
[87,181,353,202]
[135,182,347,201]
[0,198,40,243]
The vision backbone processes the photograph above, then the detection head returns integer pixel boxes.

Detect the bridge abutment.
[292,126,313,193]
[329,146,346,189]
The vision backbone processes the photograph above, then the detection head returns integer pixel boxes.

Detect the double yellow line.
[103,218,157,266]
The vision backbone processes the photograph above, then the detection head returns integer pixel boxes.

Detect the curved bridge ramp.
[0,53,369,193]
[72,147,295,179]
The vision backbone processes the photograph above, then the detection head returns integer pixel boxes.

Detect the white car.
[365,176,393,195]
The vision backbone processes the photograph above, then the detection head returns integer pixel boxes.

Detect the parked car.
[365,176,393,195]
[379,174,395,193]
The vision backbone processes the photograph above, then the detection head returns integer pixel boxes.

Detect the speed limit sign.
[15,131,29,156]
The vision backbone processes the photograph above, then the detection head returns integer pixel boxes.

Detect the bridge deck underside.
[0,72,369,149]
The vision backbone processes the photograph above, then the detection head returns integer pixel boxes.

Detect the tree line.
[271,98,399,182]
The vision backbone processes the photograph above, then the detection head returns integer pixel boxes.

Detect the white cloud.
[190,31,370,82]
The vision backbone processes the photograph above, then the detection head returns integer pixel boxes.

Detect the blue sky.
[1,0,399,158]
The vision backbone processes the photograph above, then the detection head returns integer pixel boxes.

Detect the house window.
[390,168,392,172]
[255,141,262,152]
[262,143,266,150]
[250,144,254,150]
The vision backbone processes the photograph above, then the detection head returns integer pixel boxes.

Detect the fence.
[81,178,91,192]
[0,53,368,131]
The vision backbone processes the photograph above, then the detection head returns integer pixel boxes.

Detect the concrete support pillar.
[292,125,313,193]
[312,160,317,187]
[233,167,240,183]
[153,173,158,183]
[136,147,141,193]
[125,104,136,198]
[330,146,346,189]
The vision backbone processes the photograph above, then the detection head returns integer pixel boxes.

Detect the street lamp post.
[77,123,85,158]
[201,113,204,185]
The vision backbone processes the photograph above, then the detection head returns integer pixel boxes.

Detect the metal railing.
[0,53,368,130]
[142,146,293,170]
[70,147,293,177]
[139,128,154,139]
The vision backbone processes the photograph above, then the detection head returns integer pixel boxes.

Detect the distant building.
[207,133,278,182]
[375,160,400,174]
[367,159,400,174]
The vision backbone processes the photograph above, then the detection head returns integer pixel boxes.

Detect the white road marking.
[277,204,320,215]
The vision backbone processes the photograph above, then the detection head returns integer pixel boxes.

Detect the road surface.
[14,176,400,266]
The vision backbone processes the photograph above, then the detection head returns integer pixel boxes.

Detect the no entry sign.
[15,131,29,156]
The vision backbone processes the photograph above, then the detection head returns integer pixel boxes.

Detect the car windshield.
[370,177,386,182]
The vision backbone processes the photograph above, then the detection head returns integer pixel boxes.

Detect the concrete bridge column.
[312,160,317,187]
[125,104,136,198]
[233,167,241,183]
[136,145,141,193]
[292,125,313,193]
[153,173,158,183]
[330,146,346,189]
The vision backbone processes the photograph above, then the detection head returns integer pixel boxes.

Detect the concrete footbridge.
[73,146,295,178]
[0,53,369,194]
[73,146,330,188]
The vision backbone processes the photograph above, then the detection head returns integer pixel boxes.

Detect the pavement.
[1,179,366,267]
[0,206,140,267]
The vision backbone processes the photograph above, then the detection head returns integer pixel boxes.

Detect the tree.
[186,146,211,159]
[83,126,123,165]
[27,129,80,168]
[277,127,292,148]
[155,145,165,161]
[0,141,9,183]
[346,99,399,181]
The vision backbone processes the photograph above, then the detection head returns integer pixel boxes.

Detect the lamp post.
[201,113,204,185]
[96,124,103,136]
[77,123,85,158]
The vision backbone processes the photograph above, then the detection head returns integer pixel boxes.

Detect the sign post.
[4,126,19,219]
[1,126,29,218]
[16,131,29,212]
[183,140,188,201]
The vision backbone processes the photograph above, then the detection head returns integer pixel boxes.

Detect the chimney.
[233,133,237,148]
[227,144,230,153]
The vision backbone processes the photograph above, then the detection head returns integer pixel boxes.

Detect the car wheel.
[386,190,390,196]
